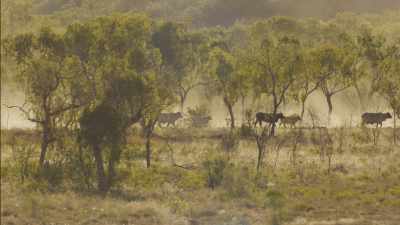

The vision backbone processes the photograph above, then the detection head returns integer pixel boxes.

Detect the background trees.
[152,22,206,112]
[309,43,359,123]
[376,40,400,144]
[245,36,303,135]
[208,48,240,129]
[8,27,86,167]
[4,9,400,194]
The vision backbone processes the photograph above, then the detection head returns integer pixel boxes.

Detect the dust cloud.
[2,83,394,129]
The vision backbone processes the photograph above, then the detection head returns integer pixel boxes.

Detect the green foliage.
[377,40,400,115]
[187,105,212,128]
[221,164,256,199]
[203,153,227,189]
[220,130,240,155]
[79,104,125,145]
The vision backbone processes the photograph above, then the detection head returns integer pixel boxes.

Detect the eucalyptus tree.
[376,41,400,144]
[309,42,359,123]
[244,36,303,136]
[290,49,323,119]
[71,14,175,192]
[354,28,387,110]
[7,27,86,168]
[152,22,206,112]
[207,47,241,129]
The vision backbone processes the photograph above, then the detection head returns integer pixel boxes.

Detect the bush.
[240,124,254,138]
[221,130,240,156]
[187,105,212,128]
[222,164,255,199]
[203,156,226,189]
[177,170,206,190]
[37,162,65,190]
[2,136,37,183]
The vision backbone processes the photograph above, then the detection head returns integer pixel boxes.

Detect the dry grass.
[1,127,400,225]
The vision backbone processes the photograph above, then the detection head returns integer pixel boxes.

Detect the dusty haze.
[1,0,398,128]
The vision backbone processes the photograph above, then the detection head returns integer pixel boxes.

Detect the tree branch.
[3,104,44,124]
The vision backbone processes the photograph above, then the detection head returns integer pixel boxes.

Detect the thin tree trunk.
[394,108,397,145]
[92,144,108,193]
[107,154,116,189]
[325,94,333,125]
[146,133,151,168]
[256,138,264,173]
[270,106,278,136]
[224,97,235,129]
[39,119,50,168]
[144,118,157,168]
[300,99,306,120]
[241,95,245,124]
[180,95,186,113]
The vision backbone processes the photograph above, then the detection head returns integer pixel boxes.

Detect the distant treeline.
[2,0,400,35]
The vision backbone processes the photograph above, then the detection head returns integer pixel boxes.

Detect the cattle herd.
[156,111,394,128]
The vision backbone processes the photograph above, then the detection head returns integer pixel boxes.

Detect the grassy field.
[1,127,400,225]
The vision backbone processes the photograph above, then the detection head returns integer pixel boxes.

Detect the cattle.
[158,112,183,127]
[361,112,392,127]
[255,112,284,127]
[281,114,301,128]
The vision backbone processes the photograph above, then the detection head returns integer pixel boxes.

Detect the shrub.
[222,164,255,199]
[177,170,206,190]
[36,162,65,190]
[187,105,212,128]
[203,155,226,189]
[221,130,240,156]
[8,139,37,183]
[240,124,254,138]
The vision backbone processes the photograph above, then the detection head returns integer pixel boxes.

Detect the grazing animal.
[255,112,284,127]
[361,112,392,127]
[281,114,301,128]
[158,112,183,127]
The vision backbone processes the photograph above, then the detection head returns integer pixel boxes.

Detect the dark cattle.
[158,112,183,127]
[281,114,301,128]
[255,112,284,127]
[361,112,392,127]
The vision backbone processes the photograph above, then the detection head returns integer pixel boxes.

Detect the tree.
[355,28,386,109]
[245,36,302,135]
[208,48,241,129]
[79,103,125,193]
[310,43,359,123]
[8,27,85,168]
[291,49,323,119]
[71,14,175,191]
[152,22,206,112]
[377,41,400,144]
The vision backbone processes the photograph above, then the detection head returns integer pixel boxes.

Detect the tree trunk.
[394,108,397,145]
[107,154,116,189]
[256,138,264,173]
[180,96,185,113]
[39,119,50,168]
[180,90,189,113]
[241,95,245,124]
[224,97,235,129]
[92,144,108,193]
[325,94,333,125]
[300,99,306,120]
[270,106,278,137]
[146,133,151,168]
